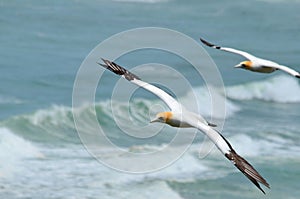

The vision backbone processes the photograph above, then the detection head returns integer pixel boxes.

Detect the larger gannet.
[200,38,300,78]
[98,58,270,193]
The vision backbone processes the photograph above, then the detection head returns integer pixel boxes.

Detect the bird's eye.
[158,117,164,121]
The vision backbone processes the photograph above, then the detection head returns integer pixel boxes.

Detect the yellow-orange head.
[150,112,173,123]
[235,60,253,69]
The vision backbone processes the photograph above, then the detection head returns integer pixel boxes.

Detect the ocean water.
[1,0,300,198]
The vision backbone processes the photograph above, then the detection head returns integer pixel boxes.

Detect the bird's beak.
[150,117,159,123]
[234,64,242,68]
[150,119,158,123]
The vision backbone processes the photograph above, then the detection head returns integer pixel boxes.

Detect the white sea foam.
[106,181,184,199]
[209,133,300,158]
[0,128,43,177]
[17,84,239,140]
[226,75,300,103]
[30,105,73,126]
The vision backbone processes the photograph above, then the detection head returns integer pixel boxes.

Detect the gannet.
[200,38,300,78]
[98,58,270,193]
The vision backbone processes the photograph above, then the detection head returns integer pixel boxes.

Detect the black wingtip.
[200,38,221,49]
[97,58,109,67]
[97,58,141,81]
[97,59,107,68]
[225,150,270,194]
[97,58,114,72]
[296,74,300,79]
[100,58,111,67]
[200,38,214,47]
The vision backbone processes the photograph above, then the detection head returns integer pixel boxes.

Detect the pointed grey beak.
[150,116,162,123]
[150,118,159,123]
[234,64,242,68]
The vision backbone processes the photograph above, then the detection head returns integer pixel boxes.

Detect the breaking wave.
[0,127,43,177]
[226,75,300,103]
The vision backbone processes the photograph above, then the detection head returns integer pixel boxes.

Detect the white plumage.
[99,58,270,193]
[200,38,300,78]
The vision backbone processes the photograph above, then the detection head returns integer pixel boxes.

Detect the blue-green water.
[1,0,300,198]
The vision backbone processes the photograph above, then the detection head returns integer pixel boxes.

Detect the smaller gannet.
[200,38,300,78]
[98,58,270,194]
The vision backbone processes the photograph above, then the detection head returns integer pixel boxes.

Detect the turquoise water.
[1,0,300,198]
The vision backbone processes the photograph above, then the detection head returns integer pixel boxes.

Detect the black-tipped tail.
[200,38,221,49]
[225,150,270,194]
[98,58,141,81]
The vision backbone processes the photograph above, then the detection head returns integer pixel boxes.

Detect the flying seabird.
[98,58,270,194]
[200,38,300,78]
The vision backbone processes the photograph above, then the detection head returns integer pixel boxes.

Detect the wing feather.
[100,58,270,193]
[99,58,182,111]
[225,149,270,194]
[200,38,257,61]
[273,65,300,78]
[188,119,269,194]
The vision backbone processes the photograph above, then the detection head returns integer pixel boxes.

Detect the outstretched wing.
[99,58,183,111]
[274,65,300,78]
[225,146,270,194]
[200,38,258,61]
[187,118,270,194]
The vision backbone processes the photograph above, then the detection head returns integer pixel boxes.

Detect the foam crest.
[30,105,73,126]
[101,181,183,199]
[0,128,43,177]
[226,75,300,103]
[4,88,239,145]
[226,133,300,158]
[10,105,78,143]
[97,144,210,185]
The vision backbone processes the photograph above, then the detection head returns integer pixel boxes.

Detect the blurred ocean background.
[1,0,300,198]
